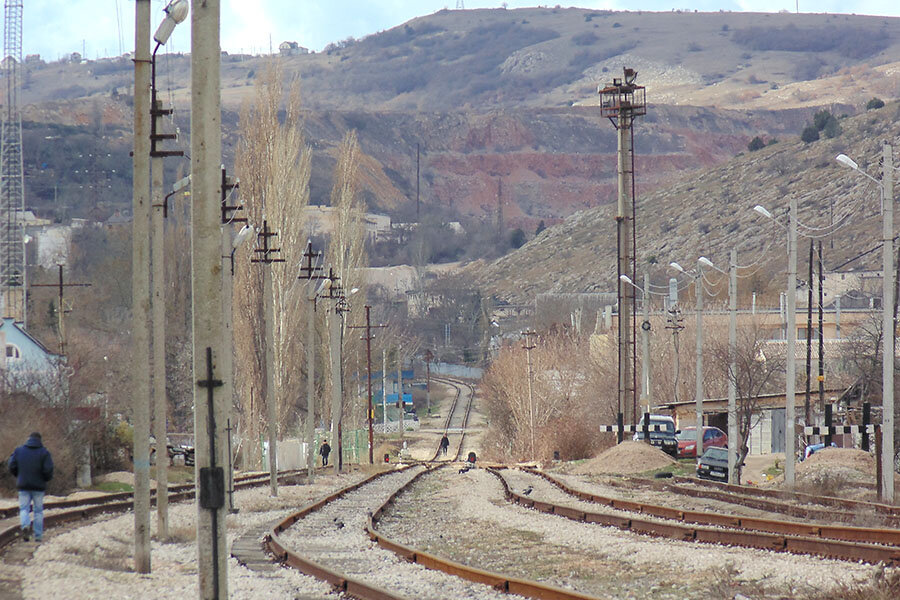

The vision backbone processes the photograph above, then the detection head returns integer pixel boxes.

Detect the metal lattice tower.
[1,0,25,325]
[456,1,464,9]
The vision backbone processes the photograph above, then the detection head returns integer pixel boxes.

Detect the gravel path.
[279,465,529,600]
[7,472,375,600]
[377,467,881,600]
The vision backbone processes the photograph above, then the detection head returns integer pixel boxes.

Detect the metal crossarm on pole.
[30,264,91,355]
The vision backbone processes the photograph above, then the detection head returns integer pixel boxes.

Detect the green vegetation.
[92,481,133,493]
[747,136,765,152]
[866,97,885,110]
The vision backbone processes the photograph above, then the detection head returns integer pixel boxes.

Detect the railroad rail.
[606,474,900,527]
[266,463,603,600]
[0,469,303,551]
[494,468,900,566]
[428,376,475,463]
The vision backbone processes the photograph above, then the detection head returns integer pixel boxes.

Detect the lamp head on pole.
[233,224,255,249]
[835,154,859,171]
[154,0,189,47]
[669,261,686,274]
[619,274,634,285]
[698,256,715,269]
[752,205,774,220]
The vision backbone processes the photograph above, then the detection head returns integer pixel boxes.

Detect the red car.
[676,426,727,458]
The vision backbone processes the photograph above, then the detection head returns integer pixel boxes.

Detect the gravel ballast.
[378,467,883,599]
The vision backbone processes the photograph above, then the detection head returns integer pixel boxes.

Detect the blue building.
[1,318,66,401]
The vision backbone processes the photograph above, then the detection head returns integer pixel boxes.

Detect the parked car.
[696,446,729,482]
[633,414,678,457]
[676,426,727,458]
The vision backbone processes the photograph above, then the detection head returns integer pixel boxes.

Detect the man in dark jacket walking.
[7,432,54,542]
[319,441,331,467]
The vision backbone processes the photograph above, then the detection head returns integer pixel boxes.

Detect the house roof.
[1,318,60,357]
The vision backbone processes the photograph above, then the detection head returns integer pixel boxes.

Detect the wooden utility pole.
[30,264,91,355]
[348,306,386,464]
[817,242,825,413]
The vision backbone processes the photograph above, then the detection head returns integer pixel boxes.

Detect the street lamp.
[670,260,706,463]
[754,198,799,487]
[620,274,652,412]
[836,144,894,502]
[696,254,739,483]
[153,0,189,50]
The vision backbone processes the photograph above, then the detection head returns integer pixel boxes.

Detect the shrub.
[866,97,885,110]
[801,125,820,143]
[813,109,833,130]
[747,136,765,152]
[823,117,842,138]
[509,228,527,249]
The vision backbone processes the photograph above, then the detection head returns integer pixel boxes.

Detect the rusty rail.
[268,464,605,600]
[0,470,302,549]
[499,469,900,565]
[428,376,475,463]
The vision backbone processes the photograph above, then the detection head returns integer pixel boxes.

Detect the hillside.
[15,9,900,229]
[465,101,900,303]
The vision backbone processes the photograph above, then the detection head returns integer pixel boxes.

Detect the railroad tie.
[231,520,284,572]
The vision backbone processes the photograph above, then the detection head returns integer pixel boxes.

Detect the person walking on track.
[319,440,331,467]
[440,434,450,456]
[7,432,54,543]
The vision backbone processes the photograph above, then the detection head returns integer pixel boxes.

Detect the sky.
[19,1,900,62]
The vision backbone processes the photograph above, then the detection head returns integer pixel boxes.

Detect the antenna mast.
[1,0,25,325]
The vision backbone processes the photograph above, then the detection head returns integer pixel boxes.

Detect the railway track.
[266,464,600,600]
[494,467,900,566]
[428,376,475,463]
[0,469,304,551]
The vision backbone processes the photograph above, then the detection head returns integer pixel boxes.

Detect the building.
[1,318,66,402]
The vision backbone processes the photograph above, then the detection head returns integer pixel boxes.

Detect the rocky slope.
[465,102,900,303]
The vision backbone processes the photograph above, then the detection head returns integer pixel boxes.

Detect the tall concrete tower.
[1,0,25,325]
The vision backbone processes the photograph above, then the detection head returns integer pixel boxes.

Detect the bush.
[509,228,527,249]
[748,136,765,152]
[813,109,834,130]
[801,125,820,143]
[823,117,842,139]
[866,97,885,110]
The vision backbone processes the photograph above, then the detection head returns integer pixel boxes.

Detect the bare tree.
[709,320,784,481]
[234,62,312,467]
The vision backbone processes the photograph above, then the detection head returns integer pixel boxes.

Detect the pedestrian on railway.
[7,432,54,543]
[439,434,449,456]
[319,440,331,467]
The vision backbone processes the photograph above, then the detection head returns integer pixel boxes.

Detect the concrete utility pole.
[523,331,537,460]
[728,249,738,483]
[151,147,168,539]
[600,68,646,432]
[132,0,152,575]
[881,142,894,502]
[329,298,344,474]
[298,242,325,483]
[349,306,386,464]
[382,349,387,431]
[424,349,434,415]
[191,0,229,596]
[694,267,704,461]
[252,221,284,496]
[641,274,651,410]
[785,195,798,487]
[220,168,244,512]
[398,350,404,439]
